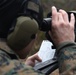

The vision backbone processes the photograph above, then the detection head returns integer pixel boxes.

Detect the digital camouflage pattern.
[0,42,76,75]
[0,49,44,75]
[57,42,76,75]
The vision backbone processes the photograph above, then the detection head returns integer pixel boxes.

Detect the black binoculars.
[40,11,76,32]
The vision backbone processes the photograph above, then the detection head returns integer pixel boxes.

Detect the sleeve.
[0,52,44,75]
[57,42,76,75]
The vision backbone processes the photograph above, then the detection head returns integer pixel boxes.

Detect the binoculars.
[40,11,76,32]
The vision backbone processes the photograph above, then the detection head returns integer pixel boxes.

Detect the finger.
[58,12,64,24]
[70,13,75,27]
[33,54,42,62]
[52,6,58,23]
[59,9,69,23]
[30,54,42,62]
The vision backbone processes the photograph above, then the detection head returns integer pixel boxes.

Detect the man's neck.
[0,38,14,54]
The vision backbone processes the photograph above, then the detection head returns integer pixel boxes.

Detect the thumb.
[31,53,42,62]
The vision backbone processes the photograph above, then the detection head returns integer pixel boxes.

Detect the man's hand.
[49,6,75,47]
[25,53,42,67]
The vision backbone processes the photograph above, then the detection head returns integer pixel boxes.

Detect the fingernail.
[71,13,74,16]
[52,6,56,9]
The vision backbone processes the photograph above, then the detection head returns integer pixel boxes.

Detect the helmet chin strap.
[7,16,39,51]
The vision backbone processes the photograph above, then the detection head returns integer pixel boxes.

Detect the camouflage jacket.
[57,42,76,75]
[0,42,76,75]
[0,48,44,75]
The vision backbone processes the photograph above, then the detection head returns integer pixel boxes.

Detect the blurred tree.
[41,0,76,16]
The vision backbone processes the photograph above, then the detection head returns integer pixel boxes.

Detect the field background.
[28,0,76,75]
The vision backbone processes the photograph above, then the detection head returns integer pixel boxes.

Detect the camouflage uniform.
[57,42,76,75]
[0,41,76,75]
[0,41,44,75]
